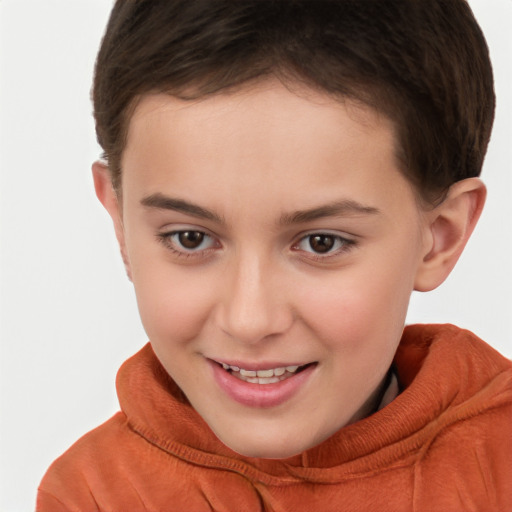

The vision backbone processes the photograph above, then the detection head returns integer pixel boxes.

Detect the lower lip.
[210,361,316,408]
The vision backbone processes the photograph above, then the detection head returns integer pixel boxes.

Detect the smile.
[210,359,317,408]
[220,363,305,384]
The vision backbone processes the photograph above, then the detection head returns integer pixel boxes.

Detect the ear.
[414,178,486,292]
[92,161,132,281]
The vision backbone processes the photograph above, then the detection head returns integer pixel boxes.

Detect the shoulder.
[414,399,512,511]
[402,325,512,510]
[36,410,257,512]
[37,411,178,510]
[37,412,136,510]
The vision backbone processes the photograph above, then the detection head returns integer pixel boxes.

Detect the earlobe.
[92,161,133,281]
[414,178,486,292]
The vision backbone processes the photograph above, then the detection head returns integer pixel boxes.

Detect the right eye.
[158,230,219,257]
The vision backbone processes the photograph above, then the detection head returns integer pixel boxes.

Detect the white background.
[0,1,510,510]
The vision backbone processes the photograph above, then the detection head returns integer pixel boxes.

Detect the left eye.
[165,230,216,252]
[295,233,352,254]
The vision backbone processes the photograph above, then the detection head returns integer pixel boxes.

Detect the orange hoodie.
[37,324,512,511]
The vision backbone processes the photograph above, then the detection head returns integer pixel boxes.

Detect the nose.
[215,251,293,345]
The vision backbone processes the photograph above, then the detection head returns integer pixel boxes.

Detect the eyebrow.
[140,193,380,225]
[141,193,223,223]
[279,200,381,225]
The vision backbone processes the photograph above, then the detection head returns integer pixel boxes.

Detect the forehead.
[121,81,415,217]
[126,82,394,150]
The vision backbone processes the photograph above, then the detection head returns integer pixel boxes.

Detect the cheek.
[298,258,416,357]
[131,261,215,344]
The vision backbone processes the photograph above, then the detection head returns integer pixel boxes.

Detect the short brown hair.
[93,0,495,203]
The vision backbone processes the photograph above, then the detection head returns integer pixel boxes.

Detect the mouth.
[218,362,314,385]
[210,359,317,408]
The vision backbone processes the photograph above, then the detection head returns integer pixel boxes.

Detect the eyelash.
[157,230,357,261]
[291,232,357,261]
[157,230,218,259]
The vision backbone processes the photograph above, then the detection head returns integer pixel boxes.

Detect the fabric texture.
[37,324,512,511]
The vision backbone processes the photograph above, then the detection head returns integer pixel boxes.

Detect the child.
[37,0,512,510]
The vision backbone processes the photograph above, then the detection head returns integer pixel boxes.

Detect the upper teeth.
[221,363,300,377]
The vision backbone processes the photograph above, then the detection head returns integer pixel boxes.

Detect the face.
[113,81,432,459]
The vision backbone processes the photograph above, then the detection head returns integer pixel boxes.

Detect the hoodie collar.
[116,324,512,485]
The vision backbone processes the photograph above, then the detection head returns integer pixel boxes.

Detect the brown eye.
[178,231,205,249]
[158,229,218,257]
[294,232,355,258]
[308,234,335,253]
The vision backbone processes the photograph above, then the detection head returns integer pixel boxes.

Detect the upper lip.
[210,358,313,371]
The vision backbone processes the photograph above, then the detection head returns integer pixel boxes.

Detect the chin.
[233,444,303,460]
[218,431,316,460]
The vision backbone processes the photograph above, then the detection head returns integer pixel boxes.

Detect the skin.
[94,80,485,459]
